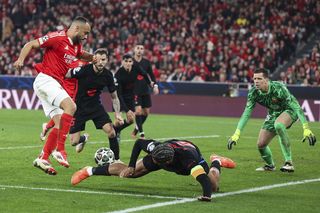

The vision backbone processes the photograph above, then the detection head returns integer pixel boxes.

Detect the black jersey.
[129,139,203,176]
[114,64,151,111]
[70,64,116,113]
[133,58,156,95]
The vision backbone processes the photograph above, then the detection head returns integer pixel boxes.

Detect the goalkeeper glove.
[302,123,316,146]
[227,129,241,150]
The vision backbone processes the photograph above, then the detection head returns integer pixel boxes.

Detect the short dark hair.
[94,48,109,57]
[122,53,133,60]
[151,144,174,164]
[254,68,269,78]
[73,16,89,24]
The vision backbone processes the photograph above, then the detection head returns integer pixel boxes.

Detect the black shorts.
[70,105,112,134]
[134,94,152,108]
[121,96,135,112]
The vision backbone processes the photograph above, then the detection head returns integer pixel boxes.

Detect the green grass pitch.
[0,109,319,213]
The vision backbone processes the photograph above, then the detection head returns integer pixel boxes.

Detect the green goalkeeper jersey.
[236,81,307,131]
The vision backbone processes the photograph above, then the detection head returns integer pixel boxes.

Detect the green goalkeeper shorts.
[262,110,298,132]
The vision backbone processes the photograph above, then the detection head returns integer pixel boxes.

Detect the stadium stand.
[0,0,319,85]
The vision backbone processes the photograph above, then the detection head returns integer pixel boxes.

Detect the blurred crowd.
[280,41,320,86]
[0,0,319,85]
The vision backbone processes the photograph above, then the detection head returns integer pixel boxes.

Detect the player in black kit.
[71,138,236,201]
[65,48,123,154]
[131,45,159,138]
[113,53,155,160]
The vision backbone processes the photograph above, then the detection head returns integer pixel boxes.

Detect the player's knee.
[274,122,285,133]
[127,118,134,124]
[109,129,116,138]
[69,102,77,115]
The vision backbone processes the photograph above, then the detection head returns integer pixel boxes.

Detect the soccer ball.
[94,147,114,166]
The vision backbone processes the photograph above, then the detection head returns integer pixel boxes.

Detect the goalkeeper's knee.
[274,122,286,133]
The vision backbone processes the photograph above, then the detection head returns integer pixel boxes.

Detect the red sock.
[46,119,55,129]
[41,128,58,160]
[56,113,73,151]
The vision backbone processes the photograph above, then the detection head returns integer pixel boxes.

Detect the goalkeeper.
[227,68,316,172]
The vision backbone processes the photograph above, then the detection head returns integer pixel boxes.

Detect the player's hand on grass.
[302,128,316,146]
[227,129,240,150]
[120,167,135,178]
[197,196,212,202]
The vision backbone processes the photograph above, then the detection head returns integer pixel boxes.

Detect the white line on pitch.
[107,178,320,213]
[0,135,221,150]
[0,184,185,200]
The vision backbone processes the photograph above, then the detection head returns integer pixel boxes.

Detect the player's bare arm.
[78,51,96,62]
[14,39,40,71]
[110,91,123,124]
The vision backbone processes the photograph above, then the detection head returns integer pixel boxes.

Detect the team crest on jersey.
[271,98,278,103]
[38,35,49,45]
[65,45,69,50]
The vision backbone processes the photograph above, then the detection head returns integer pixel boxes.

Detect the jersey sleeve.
[37,31,64,49]
[76,45,84,58]
[106,71,116,93]
[280,84,307,124]
[236,88,256,131]
[146,61,156,82]
[70,65,88,79]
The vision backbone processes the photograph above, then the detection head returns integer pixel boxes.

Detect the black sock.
[136,115,143,133]
[141,115,148,125]
[117,119,131,132]
[78,135,86,143]
[92,164,110,176]
[71,135,86,146]
[109,137,119,160]
[211,160,221,173]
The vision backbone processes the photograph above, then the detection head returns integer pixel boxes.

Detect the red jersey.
[34,59,88,100]
[62,59,88,100]
[37,30,84,84]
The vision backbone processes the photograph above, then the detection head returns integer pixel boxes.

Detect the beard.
[73,35,81,45]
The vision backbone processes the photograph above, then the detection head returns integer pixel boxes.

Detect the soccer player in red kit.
[13,16,95,175]
[39,59,88,142]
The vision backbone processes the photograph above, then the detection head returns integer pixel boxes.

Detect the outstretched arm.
[14,39,40,71]
[228,90,255,150]
[191,165,212,201]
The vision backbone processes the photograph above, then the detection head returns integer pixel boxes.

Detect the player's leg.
[102,122,121,161]
[207,161,220,193]
[40,119,55,141]
[32,74,63,174]
[275,112,295,172]
[140,95,152,138]
[57,96,77,151]
[133,103,143,138]
[69,114,89,153]
[71,162,128,185]
[256,128,277,171]
[114,97,135,142]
